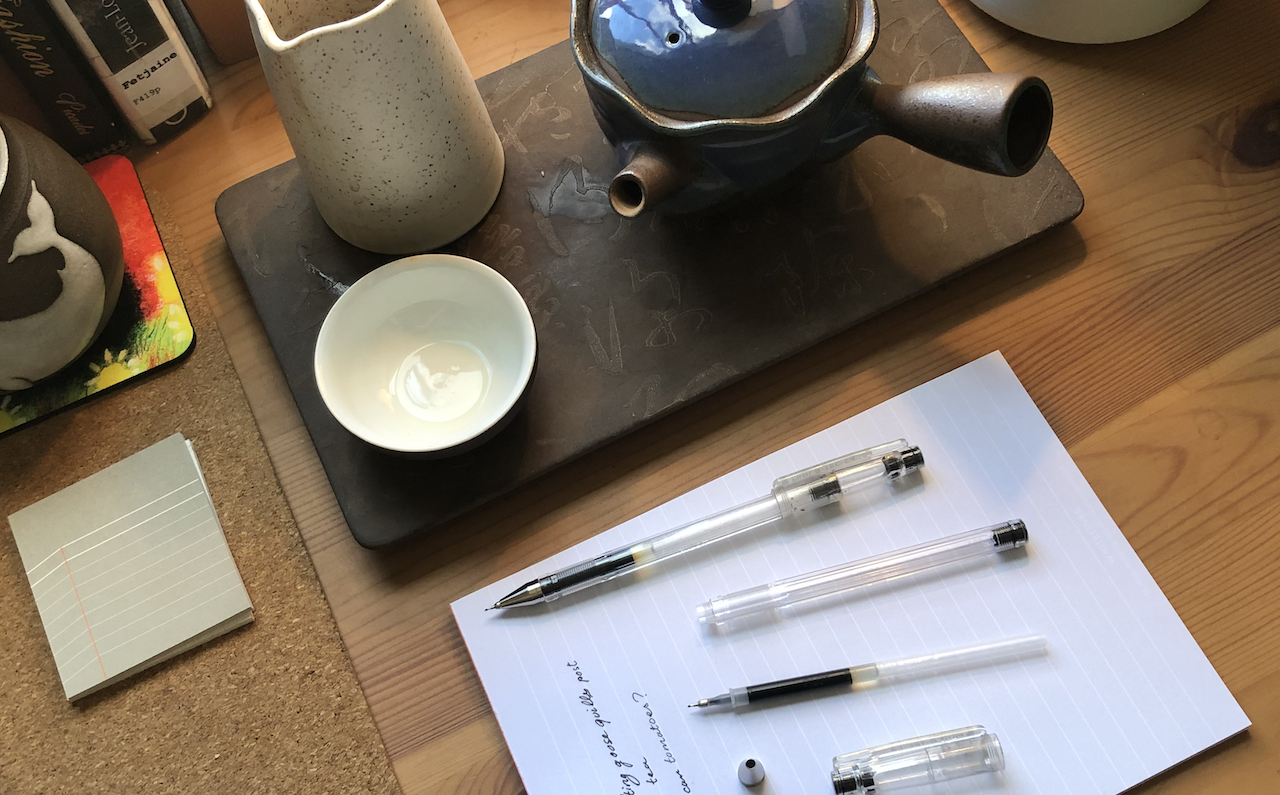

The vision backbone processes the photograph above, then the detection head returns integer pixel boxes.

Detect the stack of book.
[1,0,214,159]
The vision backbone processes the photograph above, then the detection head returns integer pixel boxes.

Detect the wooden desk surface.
[130,0,1280,792]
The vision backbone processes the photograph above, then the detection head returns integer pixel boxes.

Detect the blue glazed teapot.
[571,0,1054,216]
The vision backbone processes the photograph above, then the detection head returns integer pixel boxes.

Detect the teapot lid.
[588,0,856,120]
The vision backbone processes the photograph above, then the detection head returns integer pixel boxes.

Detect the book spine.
[0,57,55,135]
[43,0,213,145]
[0,0,129,160]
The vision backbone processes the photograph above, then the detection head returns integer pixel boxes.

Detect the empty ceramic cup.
[314,254,537,456]
[969,0,1211,43]
[246,0,504,254]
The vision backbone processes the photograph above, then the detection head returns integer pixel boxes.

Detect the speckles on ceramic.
[246,0,504,254]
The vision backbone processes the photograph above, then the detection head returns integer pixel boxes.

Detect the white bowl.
[314,254,536,455]
[969,0,1209,43]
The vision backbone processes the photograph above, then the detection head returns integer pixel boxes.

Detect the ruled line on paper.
[29,491,206,595]
[66,579,246,682]
[51,544,231,658]
[42,516,218,643]
[25,480,203,582]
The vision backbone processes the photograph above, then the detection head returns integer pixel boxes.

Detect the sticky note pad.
[10,433,253,700]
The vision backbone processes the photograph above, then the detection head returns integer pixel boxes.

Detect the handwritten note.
[567,659,692,795]
[453,353,1248,794]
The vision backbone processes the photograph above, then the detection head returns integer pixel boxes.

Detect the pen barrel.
[697,522,1025,627]
[644,494,781,563]
[773,522,1023,607]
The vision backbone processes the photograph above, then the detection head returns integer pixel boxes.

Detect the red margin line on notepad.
[61,547,107,680]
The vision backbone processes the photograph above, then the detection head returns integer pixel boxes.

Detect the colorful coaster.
[0,156,194,436]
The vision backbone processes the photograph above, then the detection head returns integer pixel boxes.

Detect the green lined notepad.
[9,433,252,700]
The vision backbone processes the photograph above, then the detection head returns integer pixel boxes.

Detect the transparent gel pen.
[696,520,1028,627]
[690,635,1047,709]
[831,726,1005,794]
[491,440,924,609]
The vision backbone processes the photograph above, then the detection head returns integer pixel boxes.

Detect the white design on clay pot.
[0,181,106,390]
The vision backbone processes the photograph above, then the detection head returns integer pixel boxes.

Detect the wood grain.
[121,0,1280,792]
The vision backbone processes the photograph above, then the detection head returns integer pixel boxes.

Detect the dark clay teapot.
[571,0,1054,216]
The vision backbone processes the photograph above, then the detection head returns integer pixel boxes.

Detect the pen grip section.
[545,547,636,594]
[745,667,855,704]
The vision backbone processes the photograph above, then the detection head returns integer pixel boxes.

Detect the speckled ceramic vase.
[0,114,124,392]
[245,0,504,254]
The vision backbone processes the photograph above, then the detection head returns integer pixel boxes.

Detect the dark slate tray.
[215,7,1083,548]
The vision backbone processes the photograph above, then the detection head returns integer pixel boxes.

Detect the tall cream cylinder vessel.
[245,0,503,254]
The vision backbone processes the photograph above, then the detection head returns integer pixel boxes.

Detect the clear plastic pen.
[689,635,1046,709]
[696,520,1028,627]
[490,440,925,609]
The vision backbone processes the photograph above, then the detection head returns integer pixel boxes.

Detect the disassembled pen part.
[737,757,765,787]
[697,520,1028,628]
[690,635,1047,710]
[831,726,1005,794]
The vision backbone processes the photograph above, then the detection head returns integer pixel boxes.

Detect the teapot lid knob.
[694,0,751,26]
[585,0,856,120]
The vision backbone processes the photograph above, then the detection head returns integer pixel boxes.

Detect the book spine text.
[0,0,128,159]
[44,0,212,145]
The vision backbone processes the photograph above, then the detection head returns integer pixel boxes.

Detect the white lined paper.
[452,352,1248,795]
[10,434,253,700]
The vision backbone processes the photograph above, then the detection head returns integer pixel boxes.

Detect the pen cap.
[771,440,922,516]
[832,726,1004,794]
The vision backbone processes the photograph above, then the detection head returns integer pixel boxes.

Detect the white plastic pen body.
[491,440,924,608]
[696,520,1028,627]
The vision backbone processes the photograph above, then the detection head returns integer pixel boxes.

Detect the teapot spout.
[609,146,691,217]
[867,72,1053,177]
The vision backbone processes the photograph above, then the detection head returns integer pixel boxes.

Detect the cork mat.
[0,186,402,795]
